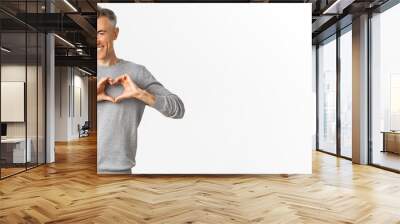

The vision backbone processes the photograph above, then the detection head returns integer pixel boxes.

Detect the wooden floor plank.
[1,133,400,223]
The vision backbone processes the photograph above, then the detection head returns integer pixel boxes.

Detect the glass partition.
[1,31,28,177]
[27,31,38,169]
[0,0,46,179]
[371,3,400,171]
[317,35,337,155]
[38,32,45,165]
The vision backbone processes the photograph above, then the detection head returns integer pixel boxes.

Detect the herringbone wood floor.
[1,133,400,224]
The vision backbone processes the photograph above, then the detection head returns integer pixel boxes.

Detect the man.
[97,7,185,174]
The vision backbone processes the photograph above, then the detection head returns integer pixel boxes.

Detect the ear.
[113,27,119,40]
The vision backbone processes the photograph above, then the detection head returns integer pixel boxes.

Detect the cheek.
[98,37,108,45]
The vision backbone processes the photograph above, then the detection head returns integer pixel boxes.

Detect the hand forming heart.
[97,74,142,103]
[97,77,114,103]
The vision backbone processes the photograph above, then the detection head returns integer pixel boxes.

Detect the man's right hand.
[97,77,114,103]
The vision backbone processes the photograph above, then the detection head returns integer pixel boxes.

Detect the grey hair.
[97,7,117,27]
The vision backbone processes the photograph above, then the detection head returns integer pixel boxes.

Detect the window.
[318,36,337,155]
[339,28,352,158]
[370,2,400,171]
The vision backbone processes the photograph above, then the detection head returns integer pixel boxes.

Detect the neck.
[98,51,119,66]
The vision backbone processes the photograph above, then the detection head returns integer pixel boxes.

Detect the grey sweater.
[97,59,185,174]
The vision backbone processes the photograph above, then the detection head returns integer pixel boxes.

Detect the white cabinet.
[1,138,32,163]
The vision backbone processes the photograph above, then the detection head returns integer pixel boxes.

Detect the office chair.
[79,121,90,138]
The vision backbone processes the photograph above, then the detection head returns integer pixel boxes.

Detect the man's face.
[97,16,118,61]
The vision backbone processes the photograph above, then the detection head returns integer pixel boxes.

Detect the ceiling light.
[1,47,11,53]
[54,34,75,48]
[77,67,93,76]
[63,0,78,12]
[323,0,355,15]
[76,48,86,55]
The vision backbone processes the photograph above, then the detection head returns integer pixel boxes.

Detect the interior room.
[0,0,399,223]
[0,0,96,179]
[0,13,46,177]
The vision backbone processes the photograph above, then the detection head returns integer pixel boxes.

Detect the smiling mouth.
[97,46,103,51]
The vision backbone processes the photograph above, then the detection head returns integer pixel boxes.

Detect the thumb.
[103,95,115,103]
[115,93,131,103]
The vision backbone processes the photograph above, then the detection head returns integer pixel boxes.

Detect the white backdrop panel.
[99,3,312,174]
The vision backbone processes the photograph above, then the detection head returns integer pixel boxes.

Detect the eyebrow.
[97,29,106,33]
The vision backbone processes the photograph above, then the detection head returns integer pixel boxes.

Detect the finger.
[121,75,136,88]
[118,74,131,85]
[103,95,115,103]
[98,77,112,89]
[113,75,127,85]
[100,77,111,85]
[97,78,107,88]
[98,93,114,102]
[99,77,107,83]
[114,93,131,103]
[111,75,122,84]
[107,77,113,85]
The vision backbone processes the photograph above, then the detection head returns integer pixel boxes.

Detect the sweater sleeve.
[140,66,185,119]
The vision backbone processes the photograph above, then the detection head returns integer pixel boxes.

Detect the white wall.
[55,67,68,141]
[1,65,38,138]
[71,72,89,138]
[54,67,89,141]
[312,45,317,150]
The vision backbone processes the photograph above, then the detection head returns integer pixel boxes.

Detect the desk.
[1,138,32,163]
[381,131,400,154]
